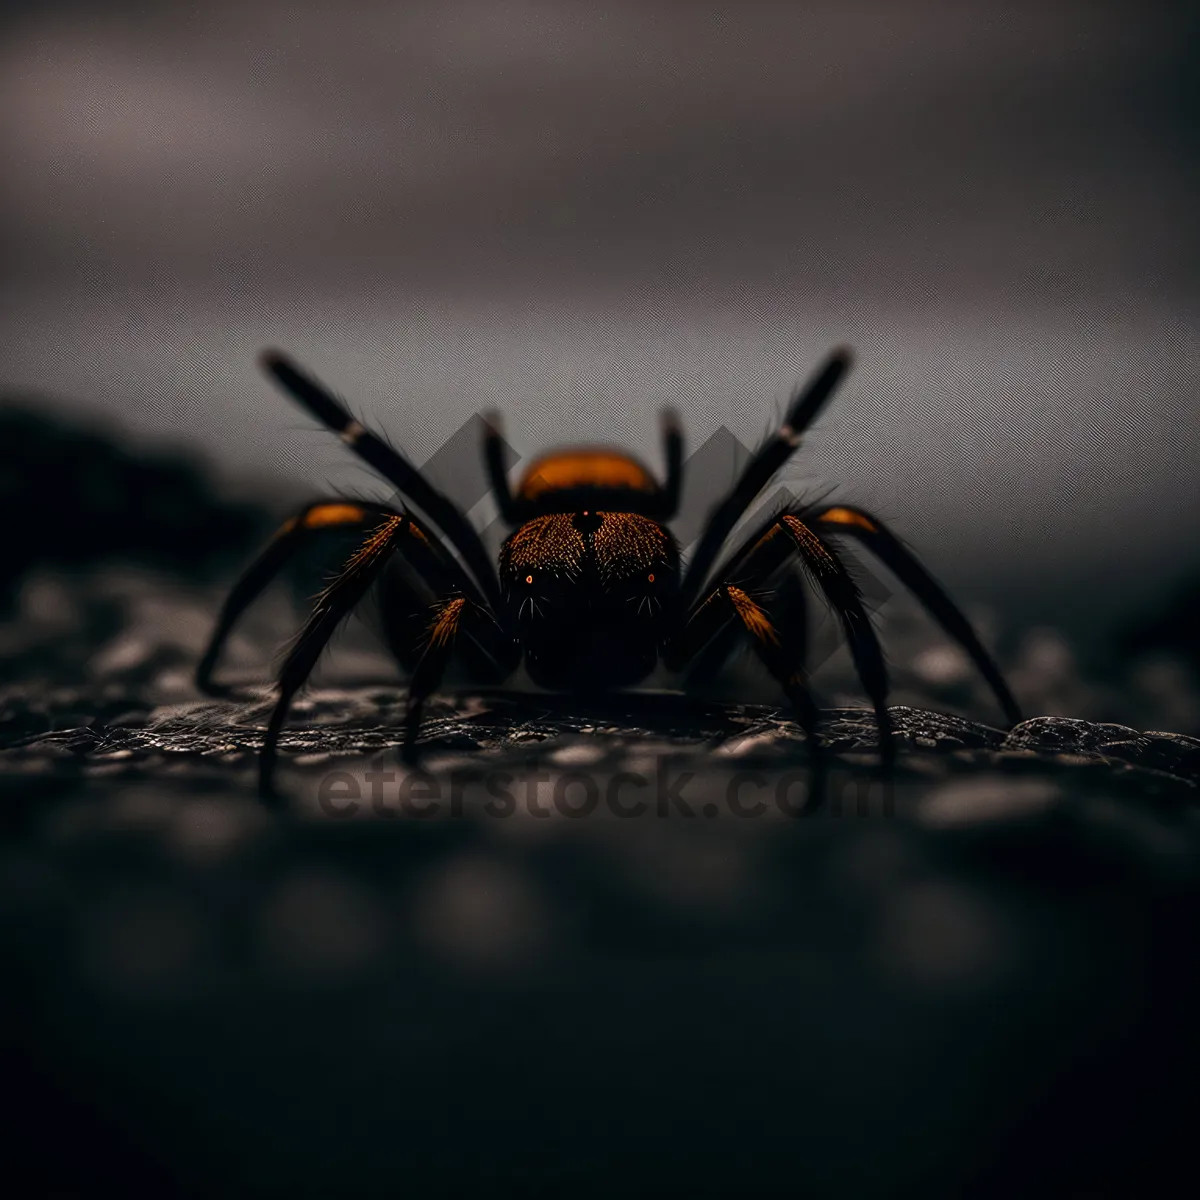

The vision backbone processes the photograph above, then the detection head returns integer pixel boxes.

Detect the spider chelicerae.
[196,347,1021,799]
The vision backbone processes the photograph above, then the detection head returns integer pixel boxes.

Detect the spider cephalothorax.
[197,348,1021,800]
[499,492,679,688]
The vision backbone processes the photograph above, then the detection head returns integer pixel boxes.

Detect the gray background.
[2,0,1196,636]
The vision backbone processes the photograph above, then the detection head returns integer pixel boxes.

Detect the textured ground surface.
[4,617,1200,1196]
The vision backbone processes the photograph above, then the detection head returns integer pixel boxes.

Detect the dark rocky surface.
[3,410,1199,1196]
[4,652,1200,1196]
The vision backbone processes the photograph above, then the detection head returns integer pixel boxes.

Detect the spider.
[197,347,1021,800]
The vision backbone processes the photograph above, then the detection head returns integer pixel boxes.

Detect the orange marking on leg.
[781,515,838,573]
[342,515,404,572]
[725,585,780,646]
[427,597,466,648]
[302,503,369,529]
[817,506,879,533]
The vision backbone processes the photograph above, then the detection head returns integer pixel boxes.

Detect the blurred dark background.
[2,3,1199,1197]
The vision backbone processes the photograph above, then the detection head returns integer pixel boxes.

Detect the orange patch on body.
[302,503,369,529]
[516,451,656,501]
[817,506,878,532]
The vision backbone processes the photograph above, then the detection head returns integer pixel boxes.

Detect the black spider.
[197,347,1021,800]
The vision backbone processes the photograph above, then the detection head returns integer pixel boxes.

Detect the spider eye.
[647,573,655,584]
[525,574,533,585]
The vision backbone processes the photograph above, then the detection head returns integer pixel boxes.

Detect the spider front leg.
[398,595,519,763]
[812,504,1022,726]
[256,513,518,800]
[683,508,895,772]
[196,499,403,695]
[257,514,415,801]
[262,351,503,612]
[664,572,827,797]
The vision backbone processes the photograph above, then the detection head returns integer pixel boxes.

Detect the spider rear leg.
[813,504,1022,726]
[196,499,400,696]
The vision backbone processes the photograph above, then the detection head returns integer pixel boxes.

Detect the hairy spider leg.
[372,515,502,675]
[260,351,504,615]
[685,506,894,773]
[257,515,413,799]
[679,348,852,611]
[196,500,403,695]
[400,595,520,762]
[372,519,520,761]
[665,564,827,807]
[254,512,518,799]
[813,504,1022,726]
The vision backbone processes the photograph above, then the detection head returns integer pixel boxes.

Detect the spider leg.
[772,513,893,772]
[667,576,825,792]
[678,347,852,610]
[659,407,683,520]
[399,596,522,763]
[813,504,1022,726]
[196,500,401,695]
[677,508,894,771]
[258,514,411,802]
[260,351,504,614]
